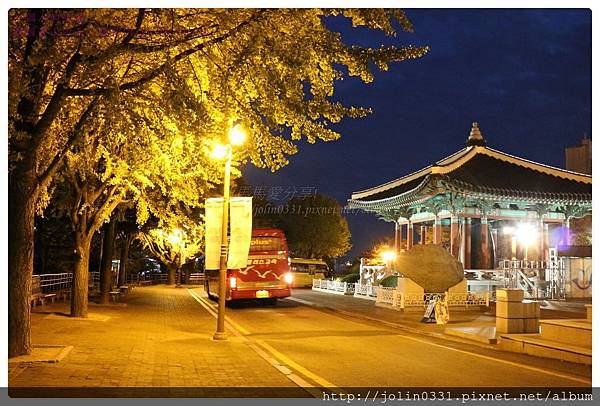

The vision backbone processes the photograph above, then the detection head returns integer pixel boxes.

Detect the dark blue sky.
[244,9,592,261]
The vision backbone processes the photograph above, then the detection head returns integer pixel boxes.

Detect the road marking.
[255,339,338,389]
[187,289,338,395]
[288,297,591,385]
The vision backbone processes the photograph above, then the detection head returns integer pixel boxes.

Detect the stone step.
[540,319,591,348]
[498,333,591,365]
[444,326,497,344]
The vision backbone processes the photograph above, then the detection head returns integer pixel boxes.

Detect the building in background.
[565,135,592,175]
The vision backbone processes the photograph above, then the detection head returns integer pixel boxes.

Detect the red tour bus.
[205,228,293,303]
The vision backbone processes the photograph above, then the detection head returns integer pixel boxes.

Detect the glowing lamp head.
[229,123,246,146]
[167,228,183,245]
[381,250,397,262]
[516,223,537,246]
[284,272,293,285]
[212,144,228,160]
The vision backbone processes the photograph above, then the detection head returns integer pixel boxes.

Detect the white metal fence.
[353,282,379,299]
[311,279,490,310]
[375,288,490,310]
[312,279,355,295]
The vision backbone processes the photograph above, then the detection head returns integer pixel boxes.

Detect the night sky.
[244,9,592,263]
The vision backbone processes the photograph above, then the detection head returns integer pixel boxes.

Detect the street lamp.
[503,223,537,260]
[211,122,247,341]
[381,250,396,273]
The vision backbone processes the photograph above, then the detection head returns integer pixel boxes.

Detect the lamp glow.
[229,123,246,146]
[503,226,515,235]
[212,144,228,160]
[167,228,183,245]
[381,250,397,262]
[516,223,537,245]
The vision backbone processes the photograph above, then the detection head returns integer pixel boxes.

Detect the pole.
[214,146,231,341]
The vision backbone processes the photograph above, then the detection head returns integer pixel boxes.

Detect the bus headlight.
[228,277,237,289]
[284,272,293,284]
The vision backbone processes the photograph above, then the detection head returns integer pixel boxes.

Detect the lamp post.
[212,122,246,341]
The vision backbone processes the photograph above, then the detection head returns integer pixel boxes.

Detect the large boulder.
[395,245,464,292]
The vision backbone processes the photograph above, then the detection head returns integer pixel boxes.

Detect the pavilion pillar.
[463,218,472,269]
[394,221,401,255]
[433,216,442,245]
[406,221,414,251]
[543,223,549,259]
[538,218,545,261]
[450,215,460,258]
[480,216,490,269]
[420,225,426,244]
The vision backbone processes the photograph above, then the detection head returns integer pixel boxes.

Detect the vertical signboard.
[228,197,253,269]
[204,198,224,270]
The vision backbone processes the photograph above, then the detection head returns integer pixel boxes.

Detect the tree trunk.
[167,264,176,285]
[118,234,131,286]
[8,167,38,357]
[98,217,117,304]
[71,233,92,317]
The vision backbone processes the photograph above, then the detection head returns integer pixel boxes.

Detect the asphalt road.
[191,287,591,390]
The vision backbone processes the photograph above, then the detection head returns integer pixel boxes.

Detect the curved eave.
[348,175,434,210]
[444,179,592,206]
[351,147,473,200]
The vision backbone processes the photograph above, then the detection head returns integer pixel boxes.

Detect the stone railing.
[353,282,379,299]
[376,289,490,310]
[312,279,355,295]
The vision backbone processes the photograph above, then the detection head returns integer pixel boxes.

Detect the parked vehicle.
[205,228,293,304]
[289,258,328,288]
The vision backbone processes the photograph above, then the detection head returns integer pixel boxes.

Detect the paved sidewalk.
[9,286,296,397]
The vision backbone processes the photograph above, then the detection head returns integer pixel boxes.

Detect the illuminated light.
[228,277,237,289]
[284,272,293,284]
[167,228,183,245]
[503,226,515,235]
[516,223,537,246]
[212,144,229,159]
[229,123,246,146]
[381,250,397,262]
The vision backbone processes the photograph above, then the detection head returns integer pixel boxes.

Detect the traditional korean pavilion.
[348,123,592,270]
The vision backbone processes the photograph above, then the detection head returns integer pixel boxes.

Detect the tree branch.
[64,11,266,96]
[38,96,99,188]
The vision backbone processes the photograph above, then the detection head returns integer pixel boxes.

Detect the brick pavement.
[9,286,296,397]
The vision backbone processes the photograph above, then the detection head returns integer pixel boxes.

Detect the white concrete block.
[496,317,524,334]
[496,301,524,319]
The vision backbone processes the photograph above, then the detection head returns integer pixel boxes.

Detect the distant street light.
[503,222,537,260]
[381,250,397,273]
[381,250,397,262]
[211,121,247,341]
[168,228,185,288]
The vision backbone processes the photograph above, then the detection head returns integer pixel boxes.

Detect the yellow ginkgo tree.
[9,8,427,356]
